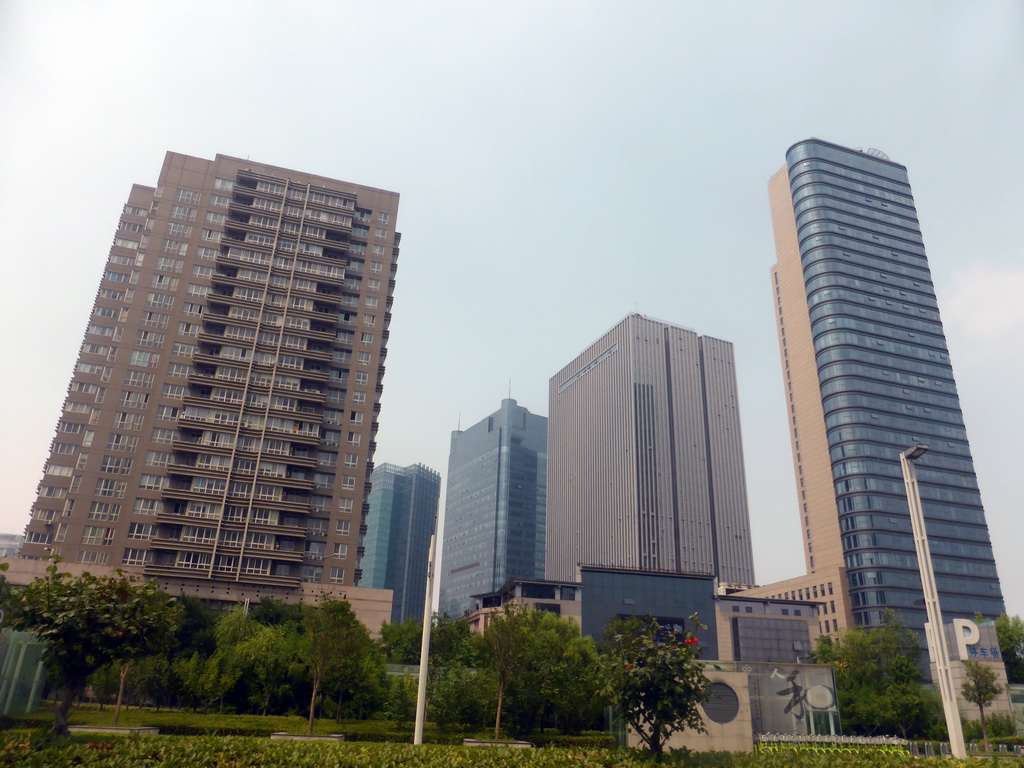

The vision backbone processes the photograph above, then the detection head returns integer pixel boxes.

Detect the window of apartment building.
[145,450,171,467]
[300,566,323,583]
[329,567,344,584]
[87,502,120,521]
[366,278,381,291]
[133,498,161,515]
[150,427,176,444]
[171,205,196,221]
[332,543,348,559]
[122,548,151,566]
[141,311,168,329]
[81,526,114,546]
[151,274,179,291]
[99,455,133,474]
[125,370,154,387]
[171,343,195,357]
[138,474,168,491]
[127,522,153,540]
[146,292,174,309]
[136,330,165,348]
[377,212,389,224]
[174,189,200,204]
[76,551,109,565]
[162,384,186,399]
[113,412,144,430]
[128,351,159,369]
[157,256,186,274]
[177,552,212,570]
[304,541,326,560]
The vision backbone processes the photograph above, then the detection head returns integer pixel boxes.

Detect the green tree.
[378,617,422,664]
[299,598,371,734]
[173,650,240,712]
[961,659,1005,752]
[483,604,534,739]
[235,623,299,715]
[994,614,1024,684]
[4,560,180,735]
[810,611,938,738]
[602,614,710,760]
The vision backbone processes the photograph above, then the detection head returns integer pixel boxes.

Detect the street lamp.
[413,514,438,745]
[900,444,965,759]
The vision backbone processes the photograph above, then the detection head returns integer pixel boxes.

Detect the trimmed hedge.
[0,733,1013,768]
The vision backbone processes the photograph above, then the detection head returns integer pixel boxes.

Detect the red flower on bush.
[684,636,698,645]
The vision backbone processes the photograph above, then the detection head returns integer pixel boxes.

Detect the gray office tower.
[439,399,547,617]
[361,463,440,624]
[766,138,1005,630]
[546,314,755,586]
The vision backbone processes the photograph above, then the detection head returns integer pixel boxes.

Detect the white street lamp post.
[900,443,965,759]
[413,516,438,745]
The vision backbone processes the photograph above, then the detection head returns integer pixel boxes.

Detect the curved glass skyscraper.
[763,138,1004,632]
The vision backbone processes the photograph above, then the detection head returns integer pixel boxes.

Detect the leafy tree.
[378,617,422,664]
[383,672,418,723]
[173,650,240,712]
[993,614,1024,684]
[126,653,175,710]
[542,625,605,734]
[428,665,495,730]
[602,614,710,760]
[299,598,371,734]
[249,597,304,627]
[235,623,299,715]
[483,603,534,739]
[87,664,120,709]
[961,659,1005,752]
[4,560,180,735]
[810,611,939,738]
[171,596,219,659]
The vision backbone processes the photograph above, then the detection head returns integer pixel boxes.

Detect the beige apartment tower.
[21,153,400,614]
[546,314,755,586]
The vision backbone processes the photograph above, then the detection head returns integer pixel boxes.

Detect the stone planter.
[270,732,345,741]
[462,738,532,748]
[67,726,160,735]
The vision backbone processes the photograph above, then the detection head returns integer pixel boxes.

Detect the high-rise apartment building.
[361,462,440,624]
[546,314,755,586]
[439,399,547,617]
[22,152,400,608]
[743,138,1004,633]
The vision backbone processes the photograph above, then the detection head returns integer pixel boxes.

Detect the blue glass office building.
[770,138,1005,631]
[439,399,547,617]
[361,462,440,624]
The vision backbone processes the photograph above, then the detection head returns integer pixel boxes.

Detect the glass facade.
[361,463,440,624]
[579,568,719,657]
[439,399,547,617]
[785,139,1004,629]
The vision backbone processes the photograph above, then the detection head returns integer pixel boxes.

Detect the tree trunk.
[52,687,76,737]
[979,705,990,753]
[494,680,505,740]
[308,674,321,735]
[113,661,131,726]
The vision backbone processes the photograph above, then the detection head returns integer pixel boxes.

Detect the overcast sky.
[1,1,1022,617]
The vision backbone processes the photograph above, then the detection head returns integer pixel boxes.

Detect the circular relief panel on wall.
[704,682,740,724]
